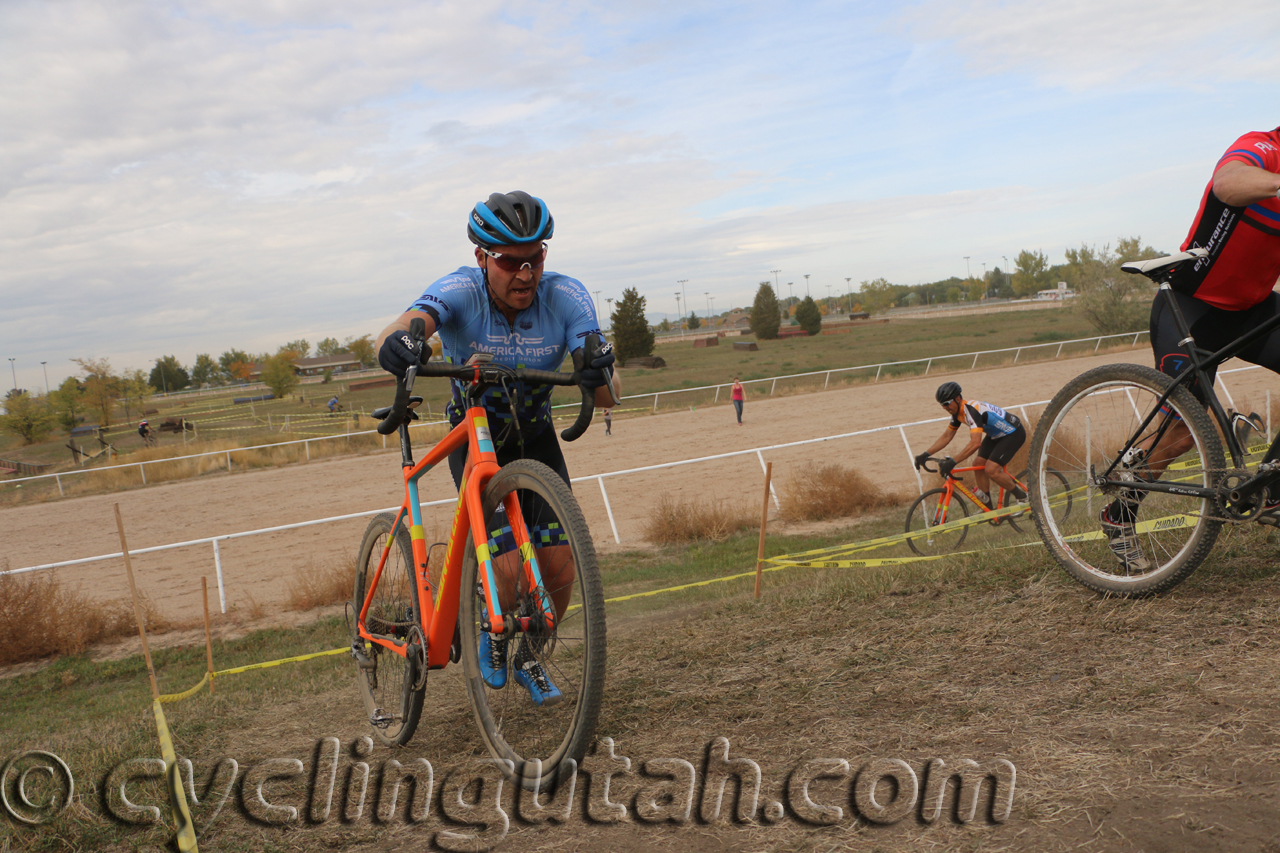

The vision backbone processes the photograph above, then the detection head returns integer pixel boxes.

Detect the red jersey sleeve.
[1215,129,1280,174]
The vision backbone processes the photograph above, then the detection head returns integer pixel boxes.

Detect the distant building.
[1035,282,1076,301]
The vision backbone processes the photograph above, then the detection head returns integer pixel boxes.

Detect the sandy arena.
[2,351,1277,623]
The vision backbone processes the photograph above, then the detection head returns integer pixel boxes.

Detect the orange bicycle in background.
[348,319,606,792]
[905,457,1072,555]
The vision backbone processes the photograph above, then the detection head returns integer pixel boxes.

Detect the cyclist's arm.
[377,310,437,355]
[922,423,959,456]
[571,346,621,408]
[1213,160,1280,207]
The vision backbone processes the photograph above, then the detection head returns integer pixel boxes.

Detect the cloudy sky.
[2,0,1277,391]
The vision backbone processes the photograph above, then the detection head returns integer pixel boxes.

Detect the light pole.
[605,297,614,330]
[845,277,853,312]
[770,269,781,292]
[964,256,971,280]
[41,361,48,395]
[826,284,832,312]
[677,279,688,326]
[1002,255,1010,297]
[804,274,810,298]
[157,360,168,394]
[709,296,715,319]
[593,290,601,320]
[7,358,15,391]
[787,282,794,307]
[675,293,683,338]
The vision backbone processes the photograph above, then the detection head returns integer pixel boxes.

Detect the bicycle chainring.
[406,624,428,692]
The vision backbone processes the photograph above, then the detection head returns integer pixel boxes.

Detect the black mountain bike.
[1028,247,1278,596]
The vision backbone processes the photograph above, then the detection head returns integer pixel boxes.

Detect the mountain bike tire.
[905,488,971,555]
[459,459,606,793]
[352,512,426,747]
[1028,363,1224,596]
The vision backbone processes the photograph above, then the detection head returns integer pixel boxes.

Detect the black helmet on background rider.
[935,382,962,405]
[466,191,554,248]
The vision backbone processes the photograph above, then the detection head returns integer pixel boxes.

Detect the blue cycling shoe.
[513,659,563,706]
[479,633,508,689]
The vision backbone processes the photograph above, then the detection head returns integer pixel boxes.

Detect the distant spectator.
[731,377,745,425]
[604,408,612,436]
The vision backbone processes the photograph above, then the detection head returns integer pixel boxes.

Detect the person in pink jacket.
[731,377,745,425]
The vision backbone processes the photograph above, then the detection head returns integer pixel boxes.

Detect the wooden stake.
[754,462,773,599]
[202,576,215,695]
[115,503,159,700]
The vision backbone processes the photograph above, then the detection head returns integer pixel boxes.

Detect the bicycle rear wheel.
[1028,363,1223,596]
[459,459,606,792]
[1005,468,1070,533]
[905,488,970,555]
[352,512,425,747]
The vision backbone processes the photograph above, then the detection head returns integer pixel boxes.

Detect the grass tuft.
[643,494,757,544]
[286,556,356,611]
[779,462,907,521]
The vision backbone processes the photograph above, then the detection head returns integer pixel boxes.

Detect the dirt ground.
[3,351,1278,625]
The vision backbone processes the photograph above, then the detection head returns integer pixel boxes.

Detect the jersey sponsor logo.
[485,329,546,347]
[439,280,470,294]
[1256,141,1278,153]
[519,320,533,330]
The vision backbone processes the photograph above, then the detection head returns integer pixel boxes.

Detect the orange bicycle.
[348,319,606,792]
[905,457,1072,555]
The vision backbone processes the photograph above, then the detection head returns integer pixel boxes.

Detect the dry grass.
[644,494,757,544]
[779,461,907,521]
[0,573,168,665]
[286,556,357,611]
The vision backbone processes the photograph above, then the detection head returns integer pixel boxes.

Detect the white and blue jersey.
[408,267,604,438]
[952,400,1020,439]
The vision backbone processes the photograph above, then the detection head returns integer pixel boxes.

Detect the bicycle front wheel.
[905,488,970,555]
[1028,363,1224,596]
[1005,468,1070,533]
[352,512,425,747]
[459,460,606,792]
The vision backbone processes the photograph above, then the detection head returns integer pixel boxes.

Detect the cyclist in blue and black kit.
[914,382,1028,508]
[376,190,619,706]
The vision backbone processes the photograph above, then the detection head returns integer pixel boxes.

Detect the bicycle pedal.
[369,709,394,729]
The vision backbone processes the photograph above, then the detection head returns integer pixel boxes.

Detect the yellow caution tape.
[213,646,348,677]
[157,672,210,704]
[152,700,199,852]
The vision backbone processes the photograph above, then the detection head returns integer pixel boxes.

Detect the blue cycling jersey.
[408,267,604,438]
[950,399,1020,439]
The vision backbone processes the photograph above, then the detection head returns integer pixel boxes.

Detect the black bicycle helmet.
[467,191,554,248]
[935,381,962,404]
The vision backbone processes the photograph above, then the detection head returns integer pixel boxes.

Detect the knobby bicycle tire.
[459,459,607,792]
[352,512,426,746]
[1028,363,1224,596]
[905,488,970,555]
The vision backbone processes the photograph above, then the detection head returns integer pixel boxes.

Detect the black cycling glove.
[913,452,931,470]
[579,341,616,393]
[378,331,424,377]
[938,457,957,479]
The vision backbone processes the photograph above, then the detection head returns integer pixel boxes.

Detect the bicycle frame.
[1103,281,1280,489]
[356,404,555,670]
[936,464,1024,517]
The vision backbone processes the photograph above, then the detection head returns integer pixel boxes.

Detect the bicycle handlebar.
[375,318,599,441]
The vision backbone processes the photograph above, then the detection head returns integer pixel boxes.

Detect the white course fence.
[15,362,1265,616]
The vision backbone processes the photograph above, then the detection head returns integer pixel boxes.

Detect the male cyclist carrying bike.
[1098,127,1280,572]
[376,191,619,706]
[915,382,1028,508]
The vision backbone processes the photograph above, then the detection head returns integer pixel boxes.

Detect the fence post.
[900,426,924,495]
[306,440,310,461]
[1014,348,1022,363]
[1056,342,1064,358]
[597,477,621,544]
[55,473,64,497]
[226,451,232,471]
[924,358,932,376]
[875,365,882,382]
[1095,336,1102,352]
[756,450,780,510]
[212,538,227,613]
[139,463,146,485]
[714,386,720,403]
[770,378,777,396]
[1133,332,1140,346]
[824,371,831,389]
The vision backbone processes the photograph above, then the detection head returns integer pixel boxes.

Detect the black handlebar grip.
[559,337,597,442]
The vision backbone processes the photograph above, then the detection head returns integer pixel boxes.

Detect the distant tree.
[749,282,782,340]
[218,349,250,383]
[610,287,654,364]
[49,376,86,431]
[190,353,218,387]
[280,339,311,359]
[687,312,701,330]
[72,357,118,427]
[967,278,985,302]
[261,353,301,399]
[316,337,343,356]
[988,266,1015,299]
[344,334,376,367]
[118,369,154,424]
[1012,249,1051,297]
[0,390,55,445]
[946,286,962,303]
[149,355,189,393]
[795,296,823,336]
[658,318,671,333]
[1068,237,1163,334]
[858,278,901,314]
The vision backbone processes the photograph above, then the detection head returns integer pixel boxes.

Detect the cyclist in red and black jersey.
[1100,128,1280,571]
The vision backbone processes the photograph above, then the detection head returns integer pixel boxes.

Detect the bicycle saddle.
[1120,248,1208,279]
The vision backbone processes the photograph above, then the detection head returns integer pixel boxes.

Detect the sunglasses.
[479,242,548,273]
